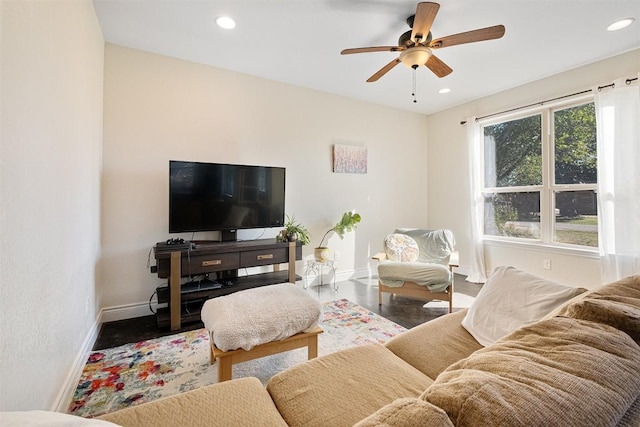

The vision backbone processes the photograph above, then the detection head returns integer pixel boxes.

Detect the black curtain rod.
[460,77,638,125]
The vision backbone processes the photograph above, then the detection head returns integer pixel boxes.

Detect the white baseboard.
[51,317,101,412]
[99,301,160,323]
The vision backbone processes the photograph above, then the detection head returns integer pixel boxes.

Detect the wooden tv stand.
[154,239,302,330]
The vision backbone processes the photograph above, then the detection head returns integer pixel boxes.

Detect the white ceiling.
[93,0,640,115]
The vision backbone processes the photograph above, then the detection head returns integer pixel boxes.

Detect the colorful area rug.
[68,299,406,418]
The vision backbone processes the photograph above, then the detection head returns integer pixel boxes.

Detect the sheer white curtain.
[594,74,640,283]
[466,118,488,283]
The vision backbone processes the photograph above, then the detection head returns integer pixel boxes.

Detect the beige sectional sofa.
[9,270,633,426]
[92,271,640,427]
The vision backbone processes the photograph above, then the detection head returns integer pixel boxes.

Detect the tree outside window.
[481,101,598,248]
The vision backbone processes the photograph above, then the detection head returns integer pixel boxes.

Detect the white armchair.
[373,229,458,313]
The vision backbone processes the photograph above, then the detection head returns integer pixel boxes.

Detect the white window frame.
[479,93,598,253]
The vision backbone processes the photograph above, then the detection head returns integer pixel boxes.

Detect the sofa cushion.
[544,275,640,321]
[422,317,640,426]
[385,309,482,380]
[98,377,287,427]
[353,398,454,427]
[582,275,640,303]
[461,266,587,346]
[561,298,640,343]
[267,343,433,427]
[556,275,640,343]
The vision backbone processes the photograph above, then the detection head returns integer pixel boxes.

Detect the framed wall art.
[333,144,367,174]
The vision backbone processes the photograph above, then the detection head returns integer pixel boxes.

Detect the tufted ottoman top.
[201,283,322,352]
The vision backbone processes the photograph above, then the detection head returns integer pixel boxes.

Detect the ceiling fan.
[341,1,505,82]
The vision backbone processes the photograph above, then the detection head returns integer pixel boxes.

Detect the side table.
[304,259,338,292]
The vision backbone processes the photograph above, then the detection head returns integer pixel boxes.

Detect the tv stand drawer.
[157,252,241,277]
[188,252,240,274]
[240,248,287,267]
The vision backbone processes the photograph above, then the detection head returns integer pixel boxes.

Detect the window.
[481,100,598,248]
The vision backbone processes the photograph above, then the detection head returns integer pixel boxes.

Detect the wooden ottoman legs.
[210,327,323,382]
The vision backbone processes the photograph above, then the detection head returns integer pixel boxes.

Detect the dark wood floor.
[94,273,481,350]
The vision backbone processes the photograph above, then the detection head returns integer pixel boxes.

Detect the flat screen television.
[169,160,285,237]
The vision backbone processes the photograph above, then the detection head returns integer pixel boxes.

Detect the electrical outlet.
[543,259,551,270]
[334,251,341,261]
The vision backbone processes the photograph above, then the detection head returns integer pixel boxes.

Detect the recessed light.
[607,18,635,31]
[216,16,236,30]
[438,88,451,94]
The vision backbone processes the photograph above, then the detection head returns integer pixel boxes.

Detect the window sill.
[483,237,599,259]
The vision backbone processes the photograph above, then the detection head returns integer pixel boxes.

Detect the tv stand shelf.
[153,239,302,330]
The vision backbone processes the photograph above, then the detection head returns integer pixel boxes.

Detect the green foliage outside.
[483,103,597,188]
[484,114,542,187]
[554,103,597,184]
[483,103,598,246]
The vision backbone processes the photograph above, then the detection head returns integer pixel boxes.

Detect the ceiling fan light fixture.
[399,46,432,68]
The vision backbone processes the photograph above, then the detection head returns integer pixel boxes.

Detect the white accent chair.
[373,229,458,313]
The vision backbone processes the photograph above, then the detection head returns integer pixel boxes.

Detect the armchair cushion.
[378,262,452,291]
[384,233,419,262]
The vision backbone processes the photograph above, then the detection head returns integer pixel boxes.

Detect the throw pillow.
[461,266,587,346]
[384,233,419,262]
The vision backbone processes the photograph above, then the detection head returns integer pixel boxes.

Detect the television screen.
[169,161,285,234]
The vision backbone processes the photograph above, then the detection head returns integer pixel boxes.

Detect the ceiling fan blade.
[341,46,405,55]
[425,54,453,78]
[366,58,401,82]
[430,25,505,49]
[411,2,440,43]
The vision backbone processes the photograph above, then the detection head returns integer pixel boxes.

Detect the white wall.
[0,0,104,411]
[426,49,640,288]
[99,44,430,317]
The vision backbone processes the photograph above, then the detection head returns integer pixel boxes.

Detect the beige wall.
[0,0,104,411]
[426,49,640,288]
[99,44,430,316]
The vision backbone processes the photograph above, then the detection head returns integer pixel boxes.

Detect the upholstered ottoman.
[201,283,323,381]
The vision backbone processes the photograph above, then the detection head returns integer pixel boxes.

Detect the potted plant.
[282,214,310,244]
[315,210,362,262]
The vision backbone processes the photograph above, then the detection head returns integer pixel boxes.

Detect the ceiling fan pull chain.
[412,67,418,103]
